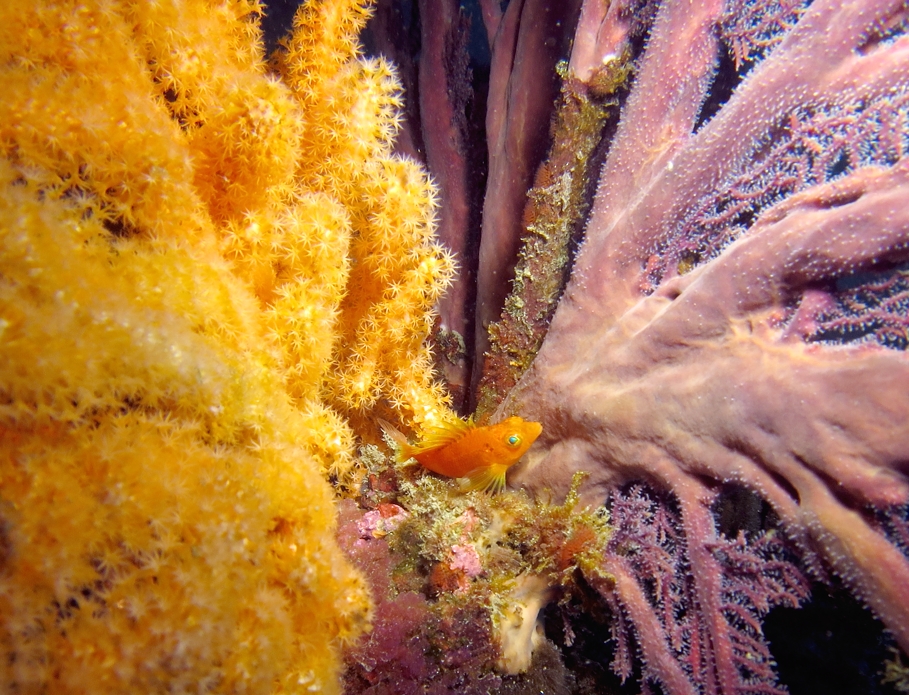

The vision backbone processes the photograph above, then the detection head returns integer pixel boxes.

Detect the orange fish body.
[380,416,543,493]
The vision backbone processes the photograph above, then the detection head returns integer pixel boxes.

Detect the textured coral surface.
[499,0,909,693]
[0,0,454,692]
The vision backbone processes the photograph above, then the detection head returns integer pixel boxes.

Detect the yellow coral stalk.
[0,0,454,691]
[276,4,456,429]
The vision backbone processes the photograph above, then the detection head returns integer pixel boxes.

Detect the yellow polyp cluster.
[0,0,454,691]
[275,0,456,428]
[329,155,452,420]
[0,155,366,693]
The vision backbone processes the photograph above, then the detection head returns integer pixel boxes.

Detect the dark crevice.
[541,579,638,695]
[766,583,903,695]
[854,3,909,56]
[102,217,138,238]
[694,41,742,133]
[711,483,775,539]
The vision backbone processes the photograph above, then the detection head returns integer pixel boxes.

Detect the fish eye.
[506,434,521,447]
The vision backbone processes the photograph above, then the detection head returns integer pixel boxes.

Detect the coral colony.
[0,0,449,690]
[502,1,909,693]
[1,1,909,695]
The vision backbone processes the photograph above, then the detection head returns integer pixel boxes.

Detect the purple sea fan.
[590,486,810,695]
[497,0,909,692]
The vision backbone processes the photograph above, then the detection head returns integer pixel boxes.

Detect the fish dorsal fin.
[411,416,473,453]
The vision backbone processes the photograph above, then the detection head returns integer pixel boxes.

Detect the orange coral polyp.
[0,0,455,692]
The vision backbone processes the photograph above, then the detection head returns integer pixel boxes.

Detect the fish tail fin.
[461,464,508,495]
[377,418,416,463]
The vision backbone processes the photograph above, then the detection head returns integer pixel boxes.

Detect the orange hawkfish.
[379,416,543,494]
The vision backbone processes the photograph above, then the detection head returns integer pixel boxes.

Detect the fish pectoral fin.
[461,465,508,495]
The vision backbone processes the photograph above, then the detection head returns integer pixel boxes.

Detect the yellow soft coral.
[276,0,455,429]
[0,0,453,691]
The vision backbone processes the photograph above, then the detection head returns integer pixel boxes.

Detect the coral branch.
[575,0,909,324]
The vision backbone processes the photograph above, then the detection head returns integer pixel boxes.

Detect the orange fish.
[379,416,543,494]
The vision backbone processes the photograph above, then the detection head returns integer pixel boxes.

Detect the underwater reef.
[3,0,909,694]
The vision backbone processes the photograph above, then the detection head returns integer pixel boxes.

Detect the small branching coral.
[0,0,454,691]
[591,486,809,695]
